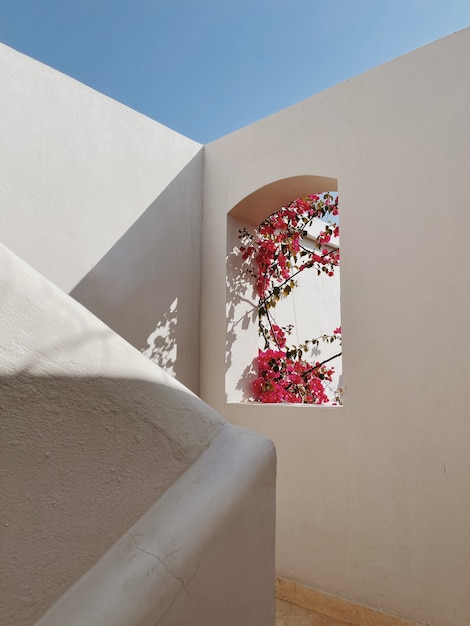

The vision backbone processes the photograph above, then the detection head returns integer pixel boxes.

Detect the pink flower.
[241,193,341,405]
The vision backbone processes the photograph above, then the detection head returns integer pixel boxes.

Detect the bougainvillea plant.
[238,192,342,404]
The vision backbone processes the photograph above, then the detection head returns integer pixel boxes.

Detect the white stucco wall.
[0,43,203,391]
[201,27,470,626]
[0,244,275,626]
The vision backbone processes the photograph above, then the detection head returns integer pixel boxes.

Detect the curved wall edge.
[34,425,276,626]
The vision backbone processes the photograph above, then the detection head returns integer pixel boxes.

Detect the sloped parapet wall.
[0,244,275,626]
[35,425,276,626]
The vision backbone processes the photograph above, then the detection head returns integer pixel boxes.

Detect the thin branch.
[284,352,342,391]
[301,352,342,378]
[259,246,340,308]
[264,307,281,350]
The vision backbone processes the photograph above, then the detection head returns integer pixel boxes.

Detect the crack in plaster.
[126,533,197,625]
[153,563,201,626]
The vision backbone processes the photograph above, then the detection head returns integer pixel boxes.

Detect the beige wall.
[0,43,204,392]
[35,426,276,626]
[70,151,204,392]
[0,245,276,626]
[0,244,221,625]
[201,28,470,626]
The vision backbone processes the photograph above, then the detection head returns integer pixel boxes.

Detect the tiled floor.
[276,599,350,626]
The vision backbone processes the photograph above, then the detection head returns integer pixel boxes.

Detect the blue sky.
[1,0,470,143]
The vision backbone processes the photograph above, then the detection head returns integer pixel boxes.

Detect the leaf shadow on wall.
[70,152,203,394]
[225,216,258,401]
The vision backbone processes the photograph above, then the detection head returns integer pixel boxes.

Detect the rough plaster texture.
[0,245,224,626]
[35,426,276,626]
[201,28,470,626]
[0,43,203,391]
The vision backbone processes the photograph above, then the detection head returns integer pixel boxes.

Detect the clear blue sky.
[1,0,469,143]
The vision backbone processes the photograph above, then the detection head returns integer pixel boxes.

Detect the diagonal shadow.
[1,371,221,626]
[70,151,203,394]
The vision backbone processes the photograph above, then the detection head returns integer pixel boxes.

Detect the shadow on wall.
[70,151,204,394]
[140,296,178,378]
[0,371,221,626]
[226,215,258,401]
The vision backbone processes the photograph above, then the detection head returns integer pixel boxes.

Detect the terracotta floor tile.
[276,599,350,626]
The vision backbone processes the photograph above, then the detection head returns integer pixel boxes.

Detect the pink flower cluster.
[253,349,334,404]
[238,193,342,404]
[239,194,340,299]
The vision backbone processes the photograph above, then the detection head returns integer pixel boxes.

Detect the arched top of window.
[229,175,337,226]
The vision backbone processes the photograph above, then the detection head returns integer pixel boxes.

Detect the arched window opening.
[239,193,342,404]
[226,176,342,405]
